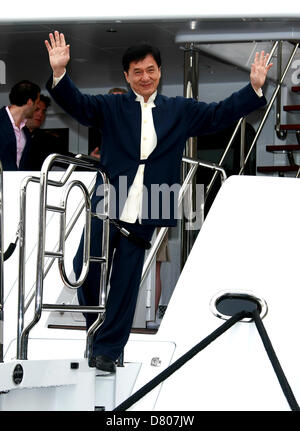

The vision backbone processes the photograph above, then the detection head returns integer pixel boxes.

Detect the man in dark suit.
[45,31,273,374]
[0,80,40,170]
[24,94,71,170]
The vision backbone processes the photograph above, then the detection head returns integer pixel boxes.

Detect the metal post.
[181,43,200,268]
[275,41,287,140]
[240,118,246,170]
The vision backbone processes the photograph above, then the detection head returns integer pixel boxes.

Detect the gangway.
[1,173,299,411]
[0,153,227,411]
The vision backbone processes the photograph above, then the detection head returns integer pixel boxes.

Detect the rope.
[3,241,18,261]
[113,310,249,411]
[114,308,299,411]
[3,223,20,261]
[252,309,299,411]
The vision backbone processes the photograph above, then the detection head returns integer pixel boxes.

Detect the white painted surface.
[3,173,300,411]
[2,170,95,359]
[145,175,300,411]
[0,358,96,410]
[1,2,300,22]
[2,168,156,363]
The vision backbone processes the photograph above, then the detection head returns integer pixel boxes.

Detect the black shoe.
[90,355,116,375]
[88,356,96,368]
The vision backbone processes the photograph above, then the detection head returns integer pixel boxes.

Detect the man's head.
[9,80,41,119]
[26,94,51,132]
[122,44,161,102]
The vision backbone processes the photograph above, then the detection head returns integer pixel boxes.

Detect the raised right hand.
[45,31,70,77]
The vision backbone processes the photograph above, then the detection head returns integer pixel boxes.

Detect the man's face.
[24,94,41,120]
[26,100,47,130]
[124,54,161,102]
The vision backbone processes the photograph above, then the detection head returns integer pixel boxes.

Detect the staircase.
[257,86,300,176]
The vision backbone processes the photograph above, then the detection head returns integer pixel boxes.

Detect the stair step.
[47,324,156,334]
[257,165,299,173]
[283,105,300,112]
[266,144,300,152]
[279,124,300,131]
[292,86,300,93]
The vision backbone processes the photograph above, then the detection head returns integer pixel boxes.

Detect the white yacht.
[0,2,299,413]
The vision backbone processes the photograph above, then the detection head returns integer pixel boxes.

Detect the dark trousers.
[73,200,155,361]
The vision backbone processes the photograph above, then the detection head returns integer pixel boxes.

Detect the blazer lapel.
[123,90,141,159]
[19,126,31,169]
[0,107,18,168]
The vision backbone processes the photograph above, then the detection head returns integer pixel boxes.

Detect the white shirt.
[53,72,157,224]
[52,73,263,223]
[120,90,157,223]
[5,106,27,167]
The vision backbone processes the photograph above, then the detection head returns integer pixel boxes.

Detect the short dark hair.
[108,87,127,94]
[40,94,51,108]
[122,44,161,72]
[9,80,40,106]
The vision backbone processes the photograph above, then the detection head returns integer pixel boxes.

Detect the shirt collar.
[133,90,157,106]
[6,106,27,129]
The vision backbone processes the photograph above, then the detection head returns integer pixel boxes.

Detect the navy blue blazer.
[46,74,267,226]
[0,107,33,171]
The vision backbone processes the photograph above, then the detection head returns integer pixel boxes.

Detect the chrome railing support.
[275,41,288,140]
[181,43,200,267]
[240,117,246,170]
[141,157,226,283]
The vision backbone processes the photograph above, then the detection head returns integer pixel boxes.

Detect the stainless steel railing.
[15,152,225,361]
[17,153,110,361]
[141,156,227,284]
[239,42,300,175]
[204,40,300,198]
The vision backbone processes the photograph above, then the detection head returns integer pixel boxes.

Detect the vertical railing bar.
[85,173,110,360]
[19,165,49,359]
[17,177,29,358]
[240,118,246,170]
[275,41,283,135]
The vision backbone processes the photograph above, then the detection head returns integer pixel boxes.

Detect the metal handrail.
[141,156,227,284]
[17,153,110,360]
[205,41,279,198]
[239,42,300,174]
[23,176,97,314]
[15,152,226,360]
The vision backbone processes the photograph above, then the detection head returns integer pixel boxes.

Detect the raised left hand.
[250,51,273,92]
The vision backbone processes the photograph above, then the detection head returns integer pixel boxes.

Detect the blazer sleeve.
[46,73,106,128]
[183,83,267,138]
[0,108,18,170]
